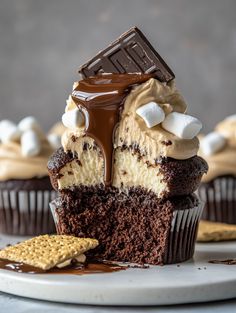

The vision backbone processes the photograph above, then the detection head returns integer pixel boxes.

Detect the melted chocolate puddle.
[209,259,236,265]
[0,259,127,275]
[72,73,154,186]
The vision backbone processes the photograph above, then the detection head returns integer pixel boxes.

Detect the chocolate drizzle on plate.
[0,258,127,275]
[209,259,236,265]
[72,73,154,186]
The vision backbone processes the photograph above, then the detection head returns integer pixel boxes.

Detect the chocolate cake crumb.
[54,186,198,265]
[161,140,172,146]
[121,170,127,175]
[68,171,73,175]
[83,142,89,151]
[71,135,77,142]
[76,160,82,167]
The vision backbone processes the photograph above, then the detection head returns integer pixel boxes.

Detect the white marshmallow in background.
[162,112,202,139]
[136,102,165,128]
[200,132,226,156]
[18,116,42,133]
[62,108,85,129]
[0,120,21,143]
[21,129,41,157]
[47,133,61,149]
[225,114,236,121]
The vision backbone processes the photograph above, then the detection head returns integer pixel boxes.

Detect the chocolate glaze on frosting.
[72,73,154,186]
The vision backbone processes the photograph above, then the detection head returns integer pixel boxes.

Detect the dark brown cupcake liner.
[0,189,57,235]
[198,176,236,224]
[163,198,204,264]
[50,195,204,265]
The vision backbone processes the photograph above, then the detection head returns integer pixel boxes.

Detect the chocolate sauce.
[72,73,154,186]
[209,259,236,265]
[0,258,126,275]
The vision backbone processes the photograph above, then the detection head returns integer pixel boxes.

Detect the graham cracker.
[0,235,98,270]
[197,220,236,242]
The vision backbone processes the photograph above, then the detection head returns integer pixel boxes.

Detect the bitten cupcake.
[48,27,208,265]
[0,117,60,235]
[198,115,236,224]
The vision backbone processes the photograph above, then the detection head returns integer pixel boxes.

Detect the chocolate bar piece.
[79,27,175,82]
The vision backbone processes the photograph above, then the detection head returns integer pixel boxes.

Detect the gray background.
[0,0,236,132]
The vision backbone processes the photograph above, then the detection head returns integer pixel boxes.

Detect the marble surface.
[0,291,236,313]
[0,234,236,312]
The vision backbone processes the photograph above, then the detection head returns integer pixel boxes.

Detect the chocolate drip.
[72,73,153,186]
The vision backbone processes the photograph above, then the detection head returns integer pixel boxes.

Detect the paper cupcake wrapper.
[198,176,236,224]
[49,198,60,233]
[163,198,204,264]
[0,189,57,235]
[50,196,204,265]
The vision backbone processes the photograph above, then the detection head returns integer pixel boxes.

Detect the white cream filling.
[57,149,168,198]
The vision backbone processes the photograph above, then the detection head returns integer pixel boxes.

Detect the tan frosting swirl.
[62,78,199,162]
[200,117,236,182]
[114,78,199,160]
[215,117,236,148]
[49,122,66,137]
[0,140,53,181]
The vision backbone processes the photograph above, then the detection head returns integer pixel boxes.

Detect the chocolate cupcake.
[199,115,236,224]
[48,27,208,265]
[0,117,60,235]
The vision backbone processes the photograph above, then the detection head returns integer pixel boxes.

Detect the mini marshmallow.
[21,129,41,157]
[47,133,61,149]
[162,112,202,139]
[62,108,85,129]
[136,102,165,128]
[200,132,226,156]
[225,114,236,121]
[56,259,72,269]
[0,120,21,143]
[75,254,86,263]
[56,254,86,268]
[18,116,42,133]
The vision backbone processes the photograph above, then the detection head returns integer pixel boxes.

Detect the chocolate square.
[79,27,175,82]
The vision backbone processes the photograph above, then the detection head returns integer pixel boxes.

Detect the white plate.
[0,239,236,306]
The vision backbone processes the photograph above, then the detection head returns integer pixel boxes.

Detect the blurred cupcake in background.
[198,115,236,224]
[48,121,66,138]
[0,117,61,235]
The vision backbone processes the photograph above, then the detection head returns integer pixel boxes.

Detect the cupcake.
[48,122,66,138]
[0,117,60,235]
[48,27,208,265]
[198,115,236,224]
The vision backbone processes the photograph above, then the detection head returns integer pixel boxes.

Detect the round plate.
[0,239,236,305]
